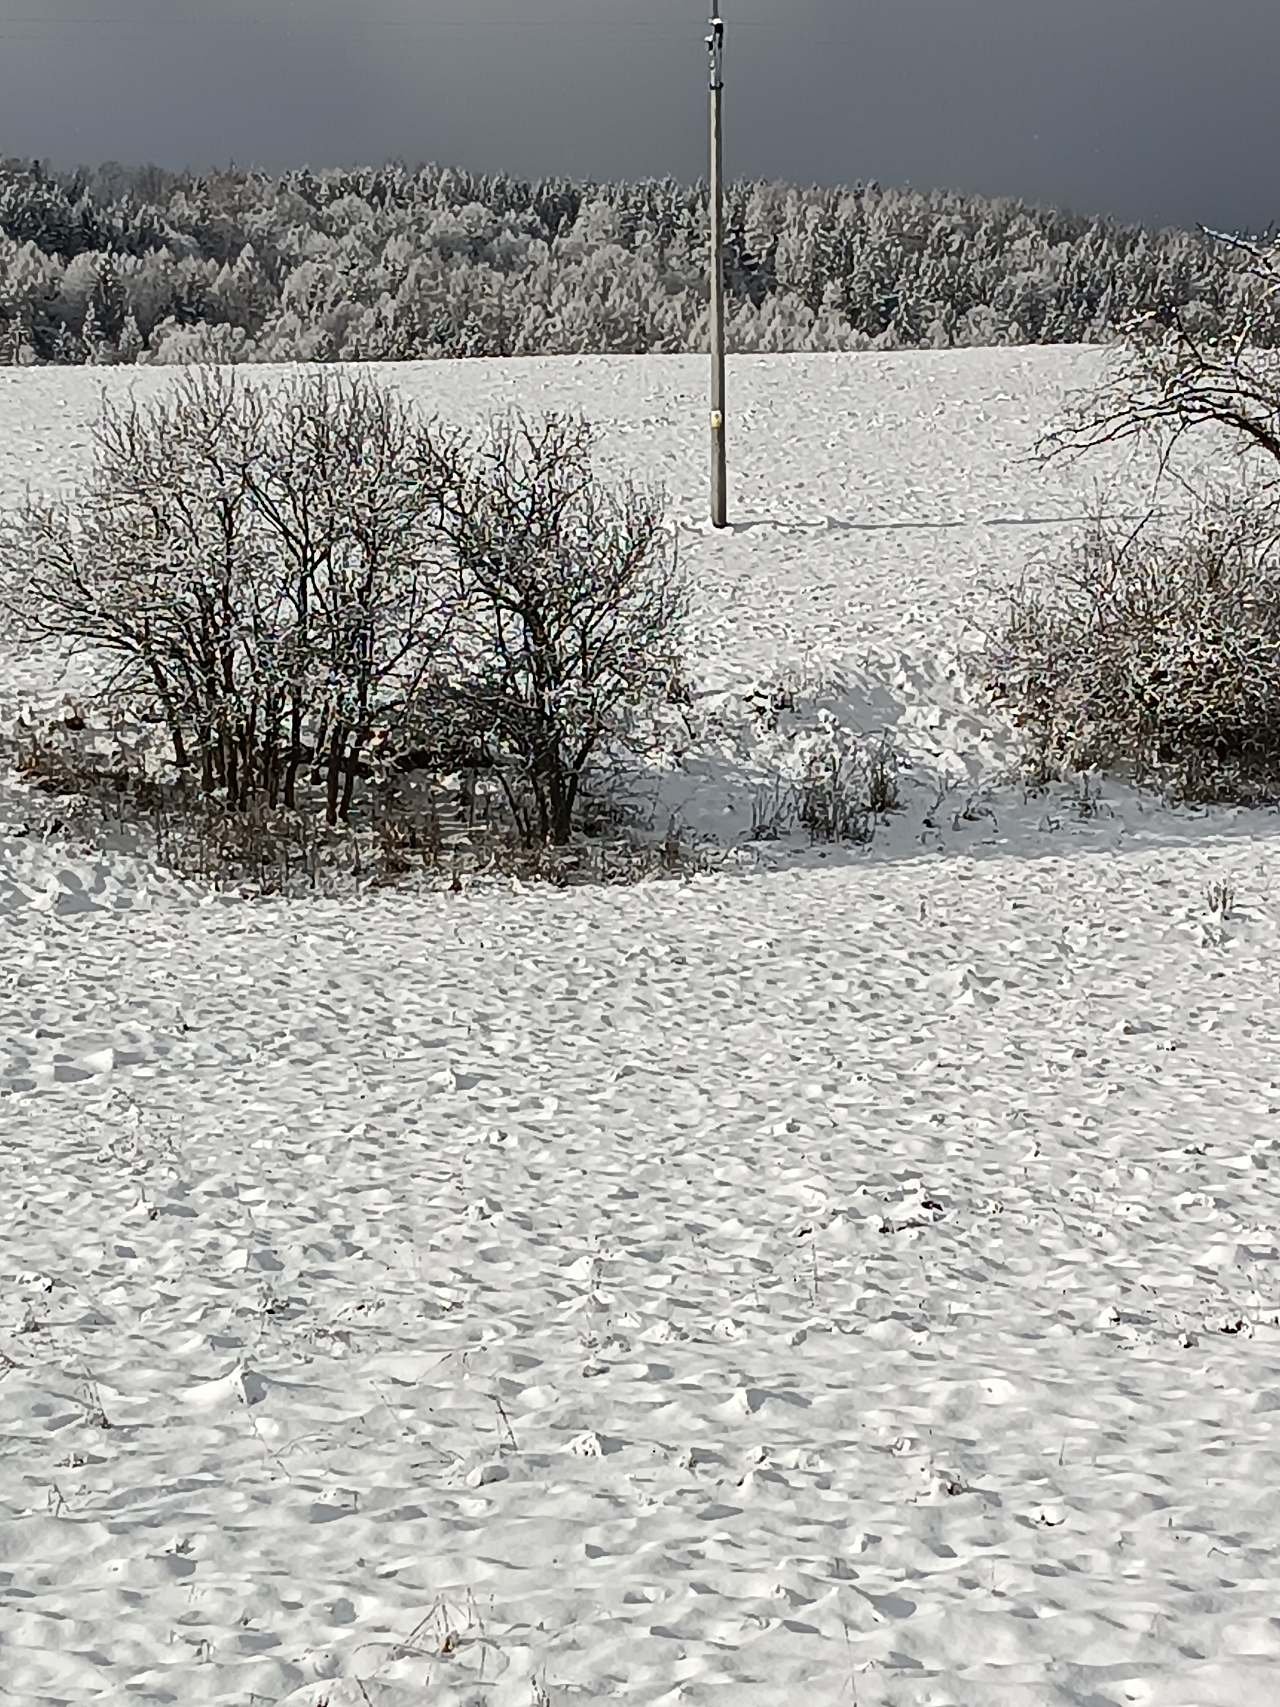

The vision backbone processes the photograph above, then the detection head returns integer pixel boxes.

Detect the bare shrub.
[1024,232,1280,805]
[749,778,796,841]
[1,367,455,826]
[1041,231,1280,487]
[371,803,445,884]
[11,714,659,892]
[423,411,688,846]
[863,731,902,816]
[793,729,901,845]
[473,821,716,886]
[983,493,1280,802]
[6,723,327,892]
[1206,878,1236,920]
[158,798,327,894]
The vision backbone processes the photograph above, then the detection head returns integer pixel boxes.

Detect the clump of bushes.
[983,493,1280,802]
[996,229,1280,808]
[1,368,688,872]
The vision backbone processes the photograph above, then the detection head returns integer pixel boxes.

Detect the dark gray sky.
[1,0,1276,232]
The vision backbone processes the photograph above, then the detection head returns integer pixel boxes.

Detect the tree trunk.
[222,728,240,810]
[324,722,347,827]
[285,689,305,808]
[339,730,367,823]
[241,705,258,802]
[549,773,574,845]
[261,694,281,806]
[311,702,332,786]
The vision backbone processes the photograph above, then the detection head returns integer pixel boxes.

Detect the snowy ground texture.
[4,350,1280,1707]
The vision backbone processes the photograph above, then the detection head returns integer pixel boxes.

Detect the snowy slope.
[3,351,1280,1707]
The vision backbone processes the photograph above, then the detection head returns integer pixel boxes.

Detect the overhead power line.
[1,9,796,23]
[0,11,856,42]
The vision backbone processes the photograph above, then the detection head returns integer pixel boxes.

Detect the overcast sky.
[1,0,1275,232]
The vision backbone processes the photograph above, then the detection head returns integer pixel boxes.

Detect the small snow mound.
[0,831,196,923]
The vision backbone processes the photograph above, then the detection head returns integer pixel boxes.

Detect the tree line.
[0,156,1264,367]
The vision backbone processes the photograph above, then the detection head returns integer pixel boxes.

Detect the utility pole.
[708,10,727,528]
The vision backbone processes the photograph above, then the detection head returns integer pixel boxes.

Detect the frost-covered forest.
[0,155,1262,366]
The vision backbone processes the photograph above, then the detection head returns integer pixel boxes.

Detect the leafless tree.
[231,370,460,823]
[2,372,264,797]
[1040,230,1280,487]
[424,411,688,845]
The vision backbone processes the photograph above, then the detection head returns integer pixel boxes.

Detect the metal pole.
[708,12,727,528]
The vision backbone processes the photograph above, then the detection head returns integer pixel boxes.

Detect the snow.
[3,348,1280,1707]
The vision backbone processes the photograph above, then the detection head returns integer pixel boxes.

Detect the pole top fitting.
[707,16,724,89]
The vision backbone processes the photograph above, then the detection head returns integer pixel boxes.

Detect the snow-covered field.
[4,350,1280,1707]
